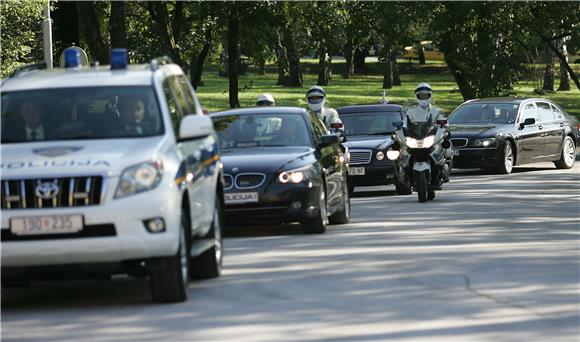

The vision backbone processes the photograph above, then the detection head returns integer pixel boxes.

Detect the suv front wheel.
[150,213,189,303]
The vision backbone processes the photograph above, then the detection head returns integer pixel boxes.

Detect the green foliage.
[431,2,529,99]
[1,0,47,78]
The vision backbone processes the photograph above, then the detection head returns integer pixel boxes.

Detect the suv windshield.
[1,86,164,143]
[340,111,403,136]
[213,113,311,149]
[449,103,519,125]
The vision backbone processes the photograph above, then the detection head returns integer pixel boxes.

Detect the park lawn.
[196,69,580,118]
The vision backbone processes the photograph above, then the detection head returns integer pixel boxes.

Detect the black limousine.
[337,103,410,194]
[449,98,578,174]
[210,107,350,234]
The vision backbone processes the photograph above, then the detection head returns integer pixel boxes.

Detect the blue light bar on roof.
[64,47,81,68]
[110,48,128,70]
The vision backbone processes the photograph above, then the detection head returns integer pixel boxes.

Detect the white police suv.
[0,49,224,303]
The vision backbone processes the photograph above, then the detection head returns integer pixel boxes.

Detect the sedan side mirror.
[318,134,341,148]
[178,115,214,142]
[519,118,535,129]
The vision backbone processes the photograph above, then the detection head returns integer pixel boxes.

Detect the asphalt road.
[2,162,579,342]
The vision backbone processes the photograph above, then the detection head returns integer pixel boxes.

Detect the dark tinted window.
[340,111,403,135]
[1,86,163,143]
[212,113,312,149]
[449,103,519,124]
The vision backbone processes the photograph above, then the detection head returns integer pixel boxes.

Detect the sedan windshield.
[449,103,519,125]
[213,113,311,149]
[1,86,163,143]
[340,111,404,136]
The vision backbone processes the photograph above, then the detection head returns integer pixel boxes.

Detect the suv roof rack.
[11,62,47,77]
[150,56,173,71]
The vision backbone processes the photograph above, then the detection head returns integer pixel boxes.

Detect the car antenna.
[381,90,389,104]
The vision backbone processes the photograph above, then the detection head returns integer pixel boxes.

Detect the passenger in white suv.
[0,48,225,303]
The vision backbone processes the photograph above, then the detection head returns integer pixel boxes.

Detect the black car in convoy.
[337,103,410,194]
[448,98,578,174]
[210,107,350,234]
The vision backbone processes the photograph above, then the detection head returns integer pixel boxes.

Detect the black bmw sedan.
[210,107,350,234]
[337,103,410,194]
[448,98,578,174]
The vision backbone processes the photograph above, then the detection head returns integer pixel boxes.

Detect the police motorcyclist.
[305,86,342,132]
[406,82,452,187]
[256,93,276,106]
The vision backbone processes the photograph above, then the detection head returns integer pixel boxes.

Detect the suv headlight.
[278,165,311,184]
[473,138,496,147]
[115,161,163,198]
[406,136,435,148]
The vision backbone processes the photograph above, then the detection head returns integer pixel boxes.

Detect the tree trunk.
[354,46,368,74]
[558,39,571,91]
[77,1,109,64]
[275,30,289,85]
[445,55,477,100]
[191,27,212,90]
[317,43,329,86]
[109,1,127,49]
[391,54,401,86]
[382,58,393,89]
[146,2,184,68]
[535,29,580,91]
[543,43,555,92]
[418,44,426,65]
[258,60,266,75]
[52,1,80,60]
[227,5,240,108]
[343,32,355,78]
[282,27,302,87]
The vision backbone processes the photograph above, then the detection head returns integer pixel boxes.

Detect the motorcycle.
[386,115,452,203]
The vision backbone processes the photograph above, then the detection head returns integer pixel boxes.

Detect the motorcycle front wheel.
[414,170,429,203]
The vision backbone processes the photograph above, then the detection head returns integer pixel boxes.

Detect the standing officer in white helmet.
[256,93,276,106]
[305,86,342,132]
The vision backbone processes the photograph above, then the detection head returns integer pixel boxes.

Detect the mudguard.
[413,161,431,172]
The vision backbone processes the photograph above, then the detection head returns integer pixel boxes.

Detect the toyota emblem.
[35,182,60,199]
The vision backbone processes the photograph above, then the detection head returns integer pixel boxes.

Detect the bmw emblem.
[232,167,239,173]
[35,182,60,199]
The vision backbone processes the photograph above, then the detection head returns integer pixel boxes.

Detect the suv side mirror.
[392,121,404,130]
[178,115,214,142]
[519,117,535,129]
[318,134,341,148]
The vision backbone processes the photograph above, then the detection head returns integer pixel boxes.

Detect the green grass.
[196,68,580,118]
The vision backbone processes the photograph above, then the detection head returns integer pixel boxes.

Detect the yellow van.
[403,41,445,61]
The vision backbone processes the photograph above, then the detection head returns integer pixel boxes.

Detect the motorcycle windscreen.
[404,115,436,139]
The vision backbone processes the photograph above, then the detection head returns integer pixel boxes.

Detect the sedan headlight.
[115,161,163,198]
[473,138,496,147]
[278,165,310,184]
[406,135,435,148]
[376,151,385,161]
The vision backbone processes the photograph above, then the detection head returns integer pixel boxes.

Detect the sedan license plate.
[224,192,259,204]
[348,167,366,176]
[10,215,83,236]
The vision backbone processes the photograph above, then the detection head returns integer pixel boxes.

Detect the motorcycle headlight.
[115,161,163,198]
[278,165,310,184]
[376,151,385,161]
[386,149,400,160]
[405,137,418,148]
[406,136,435,148]
[473,138,496,147]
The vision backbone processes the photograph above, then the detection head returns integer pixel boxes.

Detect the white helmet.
[306,86,326,113]
[256,93,275,106]
[415,82,432,108]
